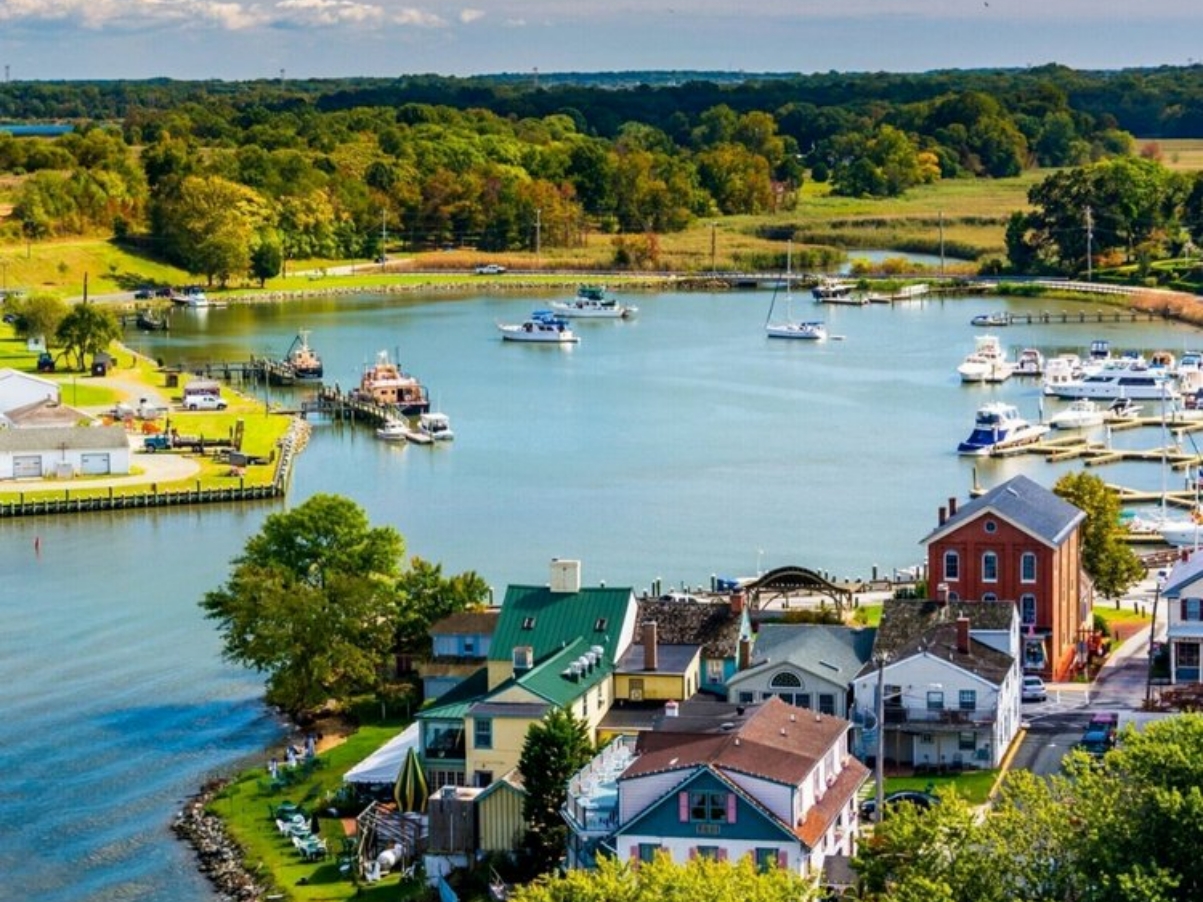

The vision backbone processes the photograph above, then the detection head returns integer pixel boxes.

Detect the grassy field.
[208,719,426,902]
[0,324,293,499]
[1146,138,1203,171]
[883,768,998,806]
[0,170,1051,296]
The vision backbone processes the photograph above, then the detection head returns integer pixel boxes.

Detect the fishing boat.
[498,311,579,343]
[353,350,430,414]
[135,309,169,332]
[956,402,1049,456]
[767,243,828,340]
[548,285,637,319]
[284,330,324,381]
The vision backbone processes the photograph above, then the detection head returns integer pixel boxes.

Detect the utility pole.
[380,209,387,269]
[1085,206,1094,281]
[535,208,542,265]
[710,222,717,273]
[1147,573,1165,705]
[874,651,889,824]
[939,211,946,277]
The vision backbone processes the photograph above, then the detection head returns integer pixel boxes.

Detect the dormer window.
[521,616,536,630]
[594,617,607,631]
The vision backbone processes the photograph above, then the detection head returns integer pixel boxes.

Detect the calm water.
[5,287,1200,900]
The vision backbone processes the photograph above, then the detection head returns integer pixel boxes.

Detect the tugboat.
[285,330,324,382]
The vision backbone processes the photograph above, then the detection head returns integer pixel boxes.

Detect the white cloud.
[276,0,385,25]
[459,7,485,23]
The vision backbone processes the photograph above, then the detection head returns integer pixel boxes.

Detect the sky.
[0,1,1201,82]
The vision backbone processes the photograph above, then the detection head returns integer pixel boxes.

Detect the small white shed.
[0,425,131,480]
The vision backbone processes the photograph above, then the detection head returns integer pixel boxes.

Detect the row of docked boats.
[376,411,454,445]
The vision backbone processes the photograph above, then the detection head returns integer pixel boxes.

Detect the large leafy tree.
[156,174,269,286]
[1054,471,1144,599]
[511,852,820,902]
[54,302,120,371]
[518,708,594,876]
[200,494,405,715]
[7,292,67,344]
[393,557,489,660]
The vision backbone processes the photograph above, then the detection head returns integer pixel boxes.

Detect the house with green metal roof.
[417,559,638,792]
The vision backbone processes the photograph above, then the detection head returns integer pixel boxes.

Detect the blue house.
[565,697,867,879]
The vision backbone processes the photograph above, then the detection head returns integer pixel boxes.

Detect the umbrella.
[394,746,429,814]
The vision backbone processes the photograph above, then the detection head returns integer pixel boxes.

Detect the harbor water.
[4,286,1199,900]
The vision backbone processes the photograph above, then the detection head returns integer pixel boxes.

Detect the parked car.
[859,790,939,820]
[475,263,506,275]
[1022,675,1047,702]
[154,287,174,298]
[184,393,228,411]
[133,287,154,300]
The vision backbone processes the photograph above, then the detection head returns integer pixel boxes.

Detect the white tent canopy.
[343,722,420,784]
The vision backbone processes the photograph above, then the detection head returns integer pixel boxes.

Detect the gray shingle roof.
[862,599,1016,684]
[729,624,876,688]
[921,474,1084,548]
[635,597,744,658]
[0,424,129,452]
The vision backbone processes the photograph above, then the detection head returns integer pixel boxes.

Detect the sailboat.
[765,241,828,341]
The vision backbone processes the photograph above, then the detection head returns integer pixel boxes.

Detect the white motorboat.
[376,417,411,442]
[1104,397,1143,421]
[171,286,210,308]
[811,278,856,302]
[548,285,637,319]
[498,311,579,343]
[1047,399,1105,430]
[1050,369,1176,401]
[1042,354,1081,395]
[970,312,1011,327]
[1015,348,1044,376]
[957,402,1049,456]
[417,411,454,442]
[957,334,1013,383]
[1159,514,1203,548]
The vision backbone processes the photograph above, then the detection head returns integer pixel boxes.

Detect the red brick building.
[921,475,1090,681]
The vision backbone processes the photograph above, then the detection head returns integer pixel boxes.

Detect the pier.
[300,386,422,424]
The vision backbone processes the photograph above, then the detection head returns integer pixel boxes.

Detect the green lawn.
[1093,605,1153,627]
[209,720,426,902]
[882,769,998,806]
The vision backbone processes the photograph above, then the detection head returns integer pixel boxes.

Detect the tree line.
[3,68,1203,283]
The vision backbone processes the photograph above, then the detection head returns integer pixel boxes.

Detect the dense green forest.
[2,67,1203,284]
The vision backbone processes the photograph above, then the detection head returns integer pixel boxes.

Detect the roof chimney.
[956,616,970,655]
[643,621,659,671]
[948,496,958,517]
[730,589,745,616]
[664,700,679,718]
[938,505,947,526]
[738,637,752,672]
[549,558,581,593]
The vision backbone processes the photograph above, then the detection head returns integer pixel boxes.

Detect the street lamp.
[1146,571,1168,705]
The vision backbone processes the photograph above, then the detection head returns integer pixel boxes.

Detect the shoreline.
[174,778,269,902]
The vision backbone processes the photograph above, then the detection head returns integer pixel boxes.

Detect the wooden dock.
[300,386,427,424]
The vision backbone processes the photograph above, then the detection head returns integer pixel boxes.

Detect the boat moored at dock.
[957,402,1049,456]
[352,350,430,414]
